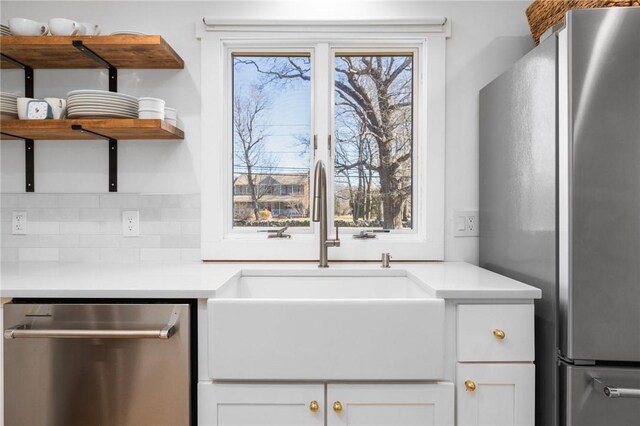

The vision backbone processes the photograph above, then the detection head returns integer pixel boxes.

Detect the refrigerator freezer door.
[560,363,640,426]
[564,7,640,361]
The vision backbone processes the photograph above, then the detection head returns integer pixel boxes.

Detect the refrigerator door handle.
[592,378,640,398]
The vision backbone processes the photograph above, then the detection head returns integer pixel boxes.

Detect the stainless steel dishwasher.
[4,300,194,426]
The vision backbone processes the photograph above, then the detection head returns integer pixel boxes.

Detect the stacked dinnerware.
[164,107,178,127]
[138,97,165,119]
[0,24,11,36]
[0,92,19,119]
[67,89,138,119]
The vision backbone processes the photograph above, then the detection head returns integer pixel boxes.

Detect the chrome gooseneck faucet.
[312,160,340,267]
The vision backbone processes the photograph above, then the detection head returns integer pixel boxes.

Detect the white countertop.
[0,261,541,300]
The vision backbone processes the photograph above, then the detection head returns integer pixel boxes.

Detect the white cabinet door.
[198,382,324,426]
[326,383,454,426]
[456,363,534,426]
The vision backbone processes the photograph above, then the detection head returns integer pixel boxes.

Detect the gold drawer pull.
[309,400,319,412]
[333,401,343,413]
[464,379,477,392]
[493,329,506,340]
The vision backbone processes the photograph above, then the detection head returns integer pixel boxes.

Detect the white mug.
[79,22,101,36]
[8,18,48,36]
[48,18,79,36]
[44,98,67,120]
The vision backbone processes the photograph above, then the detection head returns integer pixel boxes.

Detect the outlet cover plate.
[453,210,478,237]
[12,211,27,235]
[122,211,140,237]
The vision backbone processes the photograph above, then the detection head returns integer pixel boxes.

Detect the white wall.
[0,1,533,263]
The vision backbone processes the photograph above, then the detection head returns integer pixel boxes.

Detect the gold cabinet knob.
[493,329,506,340]
[464,379,477,392]
[309,400,319,412]
[333,401,343,413]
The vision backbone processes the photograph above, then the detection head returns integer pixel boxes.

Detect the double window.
[232,52,414,230]
[200,20,447,260]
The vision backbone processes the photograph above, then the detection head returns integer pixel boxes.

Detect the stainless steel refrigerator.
[479,7,640,426]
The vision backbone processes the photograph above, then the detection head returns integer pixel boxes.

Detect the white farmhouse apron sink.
[208,269,445,380]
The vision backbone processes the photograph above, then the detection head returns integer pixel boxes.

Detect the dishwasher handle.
[592,378,640,399]
[4,324,175,340]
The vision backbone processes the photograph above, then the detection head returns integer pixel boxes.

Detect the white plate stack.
[1,92,19,119]
[138,97,165,119]
[67,89,139,119]
[1,24,10,36]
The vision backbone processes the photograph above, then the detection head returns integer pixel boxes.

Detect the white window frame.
[198,18,450,261]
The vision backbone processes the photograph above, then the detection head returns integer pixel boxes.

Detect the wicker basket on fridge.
[526,0,640,44]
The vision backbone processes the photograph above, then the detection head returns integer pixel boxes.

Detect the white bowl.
[138,110,164,119]
[48,18,79,36]
[164,107,177,120]
[138,97,165,111]
[166,118,177,127]
[9,18,48,36]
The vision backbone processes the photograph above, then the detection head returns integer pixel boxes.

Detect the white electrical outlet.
[12,211,27,235]
[453,210,479,237]
[122,211,140,237]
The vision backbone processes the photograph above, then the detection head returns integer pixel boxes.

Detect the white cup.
[17,97,33,120]
[79,22,101,36]
[44,98,67,120]
[9,18,48,36]
[164,107,177,121]
[48,18,79,36]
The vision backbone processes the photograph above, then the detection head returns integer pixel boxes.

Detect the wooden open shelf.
[0,119,184,140]
[0,35,184,69]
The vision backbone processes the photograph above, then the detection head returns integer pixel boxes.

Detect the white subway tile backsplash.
[141,248,181,262]
[58,194,100,208]
[79,208,120,222]
[99,222,122,235]
[120,235,163,248]
[180,248,201,262]
[160,208,200,222]
[180,194,200,208]
[0,221,11,234]
[78,235,121,248]
[36,208,80,222]
[99,194,141,209]
[1,194,19,208]
[180,234,200,248]
[59,248,101,262]
[1,248,19,261]
[1,194,201,262]
[141,194,181,208]
[99,247,140,263]
[19,248,59,261]
[3,235,39,247]
[181,221,200,235]
[1,209,14,221]
[19,194,59,208]
[39,235,80,248]
[140,221,181,235]
[32,222,61,235]
[59,222,100,235]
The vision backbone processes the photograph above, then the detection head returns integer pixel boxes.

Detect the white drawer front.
[457,304,534,362]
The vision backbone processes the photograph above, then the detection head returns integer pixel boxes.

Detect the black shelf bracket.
[2,53,35,191]
[71,125,118,192]
[71,41,119,191]
[72,40,117,92]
